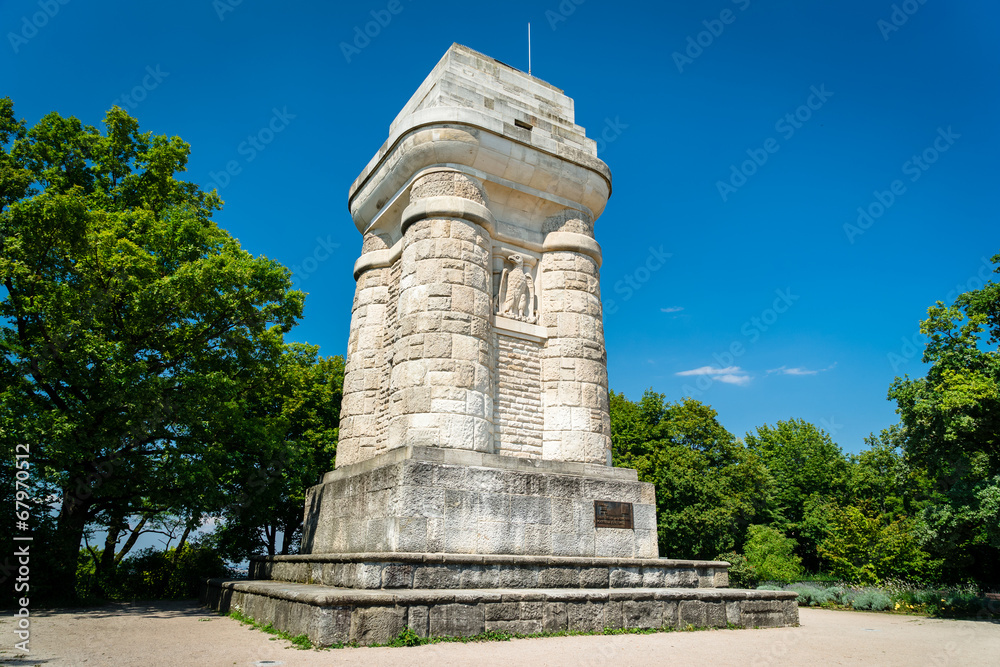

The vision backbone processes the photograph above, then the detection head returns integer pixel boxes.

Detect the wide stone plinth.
[249,553,731,590]
[203,579,799,646]
[300,446,658,559]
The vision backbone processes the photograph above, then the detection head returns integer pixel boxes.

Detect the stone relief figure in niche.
[497,253,537,323]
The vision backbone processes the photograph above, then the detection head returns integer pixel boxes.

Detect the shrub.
[825,586,851,605]
[818,504,933,586]
[849,590,892,611]
[77,543,232,601]
[756,584,784,591]
[744,525,803,583]
[787,584,833,607]
[715,551,758,589]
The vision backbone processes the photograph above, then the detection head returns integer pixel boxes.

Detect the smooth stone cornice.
[348,107,612,234]
[352,239,403,280]
[542,231,603,267]
[400,195,497,236]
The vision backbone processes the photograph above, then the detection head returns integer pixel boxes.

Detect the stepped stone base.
[203,579,799,647]
[300,446,659,559]
[249,552,731,590]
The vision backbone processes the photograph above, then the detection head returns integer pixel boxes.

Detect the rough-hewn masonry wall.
[388,172,495,453]
[539,244,611,466]
[494,333,543,458]
[374,258,401,451]
[335,234,390,467]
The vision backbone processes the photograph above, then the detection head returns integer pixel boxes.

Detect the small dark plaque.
[594,500,633,529]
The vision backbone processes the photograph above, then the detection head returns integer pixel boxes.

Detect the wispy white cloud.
[767,363,837,376]
[661,306,684,313]
[675,366,752,385]
[716,373,753,386]
[676,366,741,376]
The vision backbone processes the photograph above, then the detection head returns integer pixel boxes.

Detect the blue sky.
[3,0,998,456]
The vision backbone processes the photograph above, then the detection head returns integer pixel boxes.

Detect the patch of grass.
[227,608,313,649]
[326,621,742,650]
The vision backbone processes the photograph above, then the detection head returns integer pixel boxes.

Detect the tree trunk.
[115,514,148,564]
[95,509,125,597]
[172,523,192,564]
[48,492,92,601]
[280,516,300,555]
[265,524,276,557]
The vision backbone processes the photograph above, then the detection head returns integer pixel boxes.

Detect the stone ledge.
[495,316,549,342]
[252,552,730,569]
[321,445,638,485]
[249,553,734,590]
[203,579,798,646]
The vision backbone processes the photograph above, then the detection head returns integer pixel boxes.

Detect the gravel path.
[1,600,997,666]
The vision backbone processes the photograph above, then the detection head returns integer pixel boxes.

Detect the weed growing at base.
[224,610,751,651]
[227,609,312,649]
[355,621,747,649]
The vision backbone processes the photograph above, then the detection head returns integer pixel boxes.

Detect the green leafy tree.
[612,391,771,559]
[0,99,305,599]
[817,503,934,585]
[888,253,1000,585]
[743,524,802,583]
[215,349,343,560]
[744,419,850,569]
[847,426,933,519]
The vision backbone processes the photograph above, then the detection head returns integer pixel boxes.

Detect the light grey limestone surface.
[203,579,799,646]
[248,552,730,590]
[337,44,616,468]
[304,449,657,558]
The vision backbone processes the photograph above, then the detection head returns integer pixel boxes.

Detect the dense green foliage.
[611,254,1000,589]
[767,581,995,618]
[76,543,231,600]
[743,524,803,582]
[0,99,342,603]
[714,550,757,588]
[888,256,1000,584]
[611,392,769,559]
[743,419,848,571]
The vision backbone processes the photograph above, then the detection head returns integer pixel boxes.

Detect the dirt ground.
[1,600,997,666]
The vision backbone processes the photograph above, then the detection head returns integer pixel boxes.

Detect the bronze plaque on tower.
[594,500,634,529]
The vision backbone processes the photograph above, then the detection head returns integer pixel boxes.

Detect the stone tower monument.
[336,44,614,469]
[300,42,656,560]
[205,44,798,644]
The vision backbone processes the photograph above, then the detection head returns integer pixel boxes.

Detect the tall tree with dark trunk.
[0,99,303,600]
[888,253,1000,585]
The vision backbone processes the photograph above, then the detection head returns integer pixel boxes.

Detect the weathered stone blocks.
[301,447,657,558]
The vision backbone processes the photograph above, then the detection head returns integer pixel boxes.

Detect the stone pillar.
[388,171,495,452]
[539,212,611,465]
[335,233,391,467]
